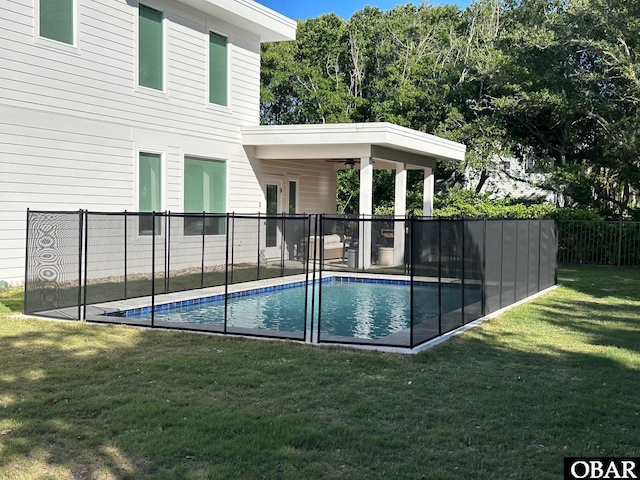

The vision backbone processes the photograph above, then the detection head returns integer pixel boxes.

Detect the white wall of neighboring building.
[0,0,296,284]
[466,156,555,203]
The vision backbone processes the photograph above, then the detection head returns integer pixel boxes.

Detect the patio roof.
[242,123,467,268]
[241,122,466,169]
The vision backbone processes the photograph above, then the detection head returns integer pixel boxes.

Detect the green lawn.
[1,267,639,479]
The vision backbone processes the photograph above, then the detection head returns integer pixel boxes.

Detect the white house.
[0,0,465,285]
[464,156,555,203]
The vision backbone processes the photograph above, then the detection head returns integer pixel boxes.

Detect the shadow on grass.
[1,267,639,479]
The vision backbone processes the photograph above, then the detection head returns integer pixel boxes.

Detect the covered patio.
[242,122,466,268]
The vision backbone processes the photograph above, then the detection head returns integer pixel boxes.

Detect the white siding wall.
[256,159,338,214]
[0,0,270,284]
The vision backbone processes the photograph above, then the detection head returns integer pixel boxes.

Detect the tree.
[260,0,640,218]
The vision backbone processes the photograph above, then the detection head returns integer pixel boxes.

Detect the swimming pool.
[109,276,482,344]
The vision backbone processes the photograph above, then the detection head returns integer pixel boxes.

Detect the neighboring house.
[0,0,465,284]
[465,156,555,203]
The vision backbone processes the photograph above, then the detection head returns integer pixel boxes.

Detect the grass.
[1,267,639,479]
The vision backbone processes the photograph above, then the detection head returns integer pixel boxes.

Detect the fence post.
[165,211,170,294]
[437,218,442,336]
[83,210,89,321]
[618,219,623,269]
[310,214,319,343]
[554,220,559,285]
[317,214,325,342]
[224,214,231,334]
[24,209,30,314]
[257,212,261,281]
[303,215,311,343]
[78,209,84,321]
[461,218,465,325]
[526,220,531,297]
[499,219,504,309]
[409,215,414,348]
[124,211,128,300]
[201,211,206,289]
[230,213,236,285]
[151,211,155,328]
[481,218,486,317]
[281,213,286,277]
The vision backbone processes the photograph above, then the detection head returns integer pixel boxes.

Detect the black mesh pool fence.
[25,211,558,350]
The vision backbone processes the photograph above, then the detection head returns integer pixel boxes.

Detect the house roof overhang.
[176,0,297,42]
[241,123,466,169]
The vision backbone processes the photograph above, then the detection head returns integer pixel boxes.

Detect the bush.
[374,188,607,221]
[432,189,556,219]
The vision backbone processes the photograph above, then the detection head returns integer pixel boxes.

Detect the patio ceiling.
[241,122,466,169]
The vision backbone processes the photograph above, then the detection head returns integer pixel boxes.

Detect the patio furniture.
[303,234,347,261]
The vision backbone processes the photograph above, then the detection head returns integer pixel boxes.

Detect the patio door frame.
[263,175,283,259]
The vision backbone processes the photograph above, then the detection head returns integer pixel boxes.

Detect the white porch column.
[423,167,434,217]
[358,157,373,269]
[394,163,407,266]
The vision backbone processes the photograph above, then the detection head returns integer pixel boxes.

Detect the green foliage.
[432,189,555,218]
[261,0,640,217]
[430,188,605,220]
[0,286,23,314]
[336,169,360,214]
[552,206,604,222]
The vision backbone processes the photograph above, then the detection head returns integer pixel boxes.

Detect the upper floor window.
[139,4,163,91]
[209,32,228,106]
[39,0,74,45]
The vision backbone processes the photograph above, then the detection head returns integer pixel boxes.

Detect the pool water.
[126,278,481,340]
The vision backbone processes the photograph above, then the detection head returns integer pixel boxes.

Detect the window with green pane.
[209,32,228,106]
[184,157,226,235]
[40,0,74,45]
[288,181,297,214]
[138,4,163,90]
[139,152,162,235]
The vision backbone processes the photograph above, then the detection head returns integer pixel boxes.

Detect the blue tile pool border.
[105,276,430,318]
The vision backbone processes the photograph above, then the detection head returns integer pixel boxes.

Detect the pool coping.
[87,272,467,318]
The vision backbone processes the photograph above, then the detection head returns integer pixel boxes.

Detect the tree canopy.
[260,0,640,219]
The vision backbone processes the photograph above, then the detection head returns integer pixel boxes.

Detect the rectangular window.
[40,0,74,45]
[288,180,297,214]
[184,157,226,235]
[139,4,163,90]
[139,152,162,234]
[209,32,228,106]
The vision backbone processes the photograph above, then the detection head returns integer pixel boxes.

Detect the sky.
[259,0,472,21]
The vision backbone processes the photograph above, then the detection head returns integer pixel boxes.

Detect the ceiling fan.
[324,158,360,170]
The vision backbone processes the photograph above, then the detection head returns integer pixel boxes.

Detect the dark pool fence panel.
[25,210,558,350]
[24,210,84,320]
[24,210,313,341]
[315,216,413,348]
[314,216,558,349]
[463,219,484,325]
